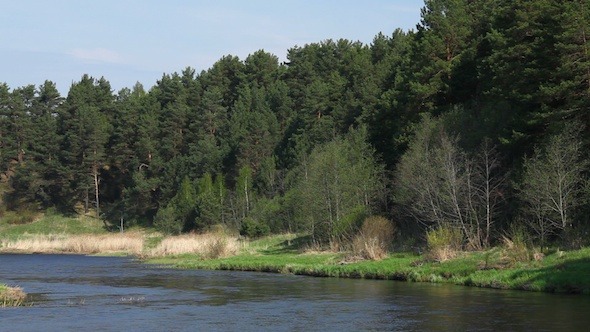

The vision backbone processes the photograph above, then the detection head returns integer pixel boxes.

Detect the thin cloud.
[68,48,125,64]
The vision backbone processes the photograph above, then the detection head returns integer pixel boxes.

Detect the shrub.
[1,285,26,307]
[500,224,536,265]
[240,218,270,238]
[351,216,395,260]
[153,206,183,235]
[426,226,463,262]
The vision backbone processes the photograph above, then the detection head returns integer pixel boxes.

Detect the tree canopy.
[1,0,589,248]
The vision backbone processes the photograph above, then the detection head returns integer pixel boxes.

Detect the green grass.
[460,248,590,293]
[147,235,590,295]
[2,213,589,295]
[0,213,106,240]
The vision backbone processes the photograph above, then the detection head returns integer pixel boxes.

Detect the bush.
[351,216,395,260]
[1,285,26,307]
[500,224,537,265]
[153,206,183,235]
[426,226,463,262]
[240,218,270,238]
[334,205,368,243]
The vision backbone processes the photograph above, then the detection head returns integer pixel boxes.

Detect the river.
[0,254,588,331]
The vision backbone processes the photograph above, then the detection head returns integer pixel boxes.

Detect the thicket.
[1,0,589,252]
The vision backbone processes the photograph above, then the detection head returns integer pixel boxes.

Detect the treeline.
[1,0,589,248]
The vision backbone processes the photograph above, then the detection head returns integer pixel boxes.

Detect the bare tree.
[395,116,507,249]
[518,122,587,244]
[470,140,507,248]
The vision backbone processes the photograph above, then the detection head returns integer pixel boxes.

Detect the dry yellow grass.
[1,285,26,307]
[147,233,242,259]
[351,216,395,260]
[0,231,243,259]
[0,233,144,255]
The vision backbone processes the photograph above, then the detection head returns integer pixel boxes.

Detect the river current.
[1,254,588,331]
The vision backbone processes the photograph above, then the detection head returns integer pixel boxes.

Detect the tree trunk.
[84,188,89,214]
[94,164,100,220]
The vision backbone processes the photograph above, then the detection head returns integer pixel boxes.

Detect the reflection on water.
[0,254,588,331]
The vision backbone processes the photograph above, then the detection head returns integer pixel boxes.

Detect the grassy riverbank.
[2,214,589,295]
[0,214,242,257]
[147,234,590,295]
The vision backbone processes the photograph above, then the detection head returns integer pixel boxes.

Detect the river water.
[0,254,588,331]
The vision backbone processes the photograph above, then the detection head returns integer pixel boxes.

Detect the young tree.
[394,115,506,248]
[234,165,254,222]
[194,172,227,230]
[518,122,588,243]
[154,176,197,234]
[292,127,386,245]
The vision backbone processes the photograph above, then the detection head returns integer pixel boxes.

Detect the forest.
[1,0,589,252]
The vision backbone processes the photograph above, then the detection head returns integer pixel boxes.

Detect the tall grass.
[0,285,26,307]
[426,226,463,262]
[0,233,144,255]
[351,216,395,260]
[147,234,241,259]
[0,231,242,258]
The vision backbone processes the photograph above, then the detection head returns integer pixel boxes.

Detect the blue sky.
[1,0,424,95]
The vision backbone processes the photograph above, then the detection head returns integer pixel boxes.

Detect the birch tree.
[518,123,587,243]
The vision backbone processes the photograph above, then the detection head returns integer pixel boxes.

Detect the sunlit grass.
[0,233,144,255]
[0,284,26,307]
[147,234,590,294]
[146,233,242,259]
[2,213,589,294]
[0,213,106,240]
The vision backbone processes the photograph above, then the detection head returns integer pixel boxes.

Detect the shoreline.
[2,232,589,295]
[145,252,590,295]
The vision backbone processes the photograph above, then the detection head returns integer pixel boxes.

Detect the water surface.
[1,254,588,331]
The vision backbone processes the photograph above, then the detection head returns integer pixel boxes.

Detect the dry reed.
[0,233,144,255]
[1,285,26,307]
[426,226,464,262]
[351,216,395,260]
[0,232,242,258]
[148,233,241,258]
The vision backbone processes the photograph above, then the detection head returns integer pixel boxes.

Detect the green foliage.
[290,127,385,245]
[154,177,199,234]
[2,0,590,248]
[426,226,464,262]
[500,224,535,265]
[153,205,183,235]
[239,218,270,238]
[149,233,590,294]
[194,173,227,229]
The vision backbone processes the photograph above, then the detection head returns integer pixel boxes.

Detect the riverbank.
[2,214,589,295]
[147,234,590,295]
[0,284,26,307]
[0,214,241,257]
